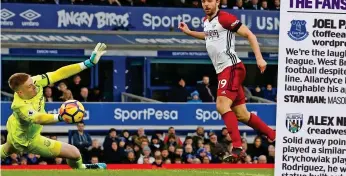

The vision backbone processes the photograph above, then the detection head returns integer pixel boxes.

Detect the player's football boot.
[85,163,107,169]
[264,130,276,145]
[268,138,276,145]
[223,147,247,163]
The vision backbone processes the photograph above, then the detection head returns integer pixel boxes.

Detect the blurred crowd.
[168,75,277,103]
[3,0,280,10]
[44,75,106,102]
[250,84,277,102]
[1,123,275,166]
[44,74,276,103]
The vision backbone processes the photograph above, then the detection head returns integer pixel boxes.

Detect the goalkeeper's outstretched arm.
[31,113,62,124]
[14,107,64,125]
[42,43,107,86]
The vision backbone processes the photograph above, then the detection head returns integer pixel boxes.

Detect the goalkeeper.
[0,43,107,169]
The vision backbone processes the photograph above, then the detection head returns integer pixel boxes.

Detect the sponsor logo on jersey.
[28,110,34,116]
[204,29,219,40]
[286,113,303,133]
[287,20,309,41]
[44,139,51,147]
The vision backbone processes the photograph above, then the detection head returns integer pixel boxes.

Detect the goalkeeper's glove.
[84,43,107,68]
[58,115,64,122]
[54,114,64,123]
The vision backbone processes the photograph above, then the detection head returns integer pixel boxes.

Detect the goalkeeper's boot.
[85,163,107,169]
[223,147,247,163]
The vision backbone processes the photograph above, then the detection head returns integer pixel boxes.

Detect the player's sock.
[0,145,8,159]
[247,113,276,141]
[222,111,242,148]
[67,157,86,169]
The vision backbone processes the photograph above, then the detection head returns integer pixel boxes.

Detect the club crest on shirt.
[28,110,34,116]
[287,20,309,41]
[44,139,51,147]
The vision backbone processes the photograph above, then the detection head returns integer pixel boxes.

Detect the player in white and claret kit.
[179,0,276,162]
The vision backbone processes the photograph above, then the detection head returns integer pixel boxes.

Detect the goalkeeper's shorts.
[7,134,62,158]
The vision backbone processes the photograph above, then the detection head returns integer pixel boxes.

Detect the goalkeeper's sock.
[0,144,9,159]
[67,157,86,169]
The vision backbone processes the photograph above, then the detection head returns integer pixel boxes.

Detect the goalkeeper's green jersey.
[6,74,51,147]
[6,63,83,148]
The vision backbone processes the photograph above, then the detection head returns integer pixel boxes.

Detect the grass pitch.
[2,169,274,176]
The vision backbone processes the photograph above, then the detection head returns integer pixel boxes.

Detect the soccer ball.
[59,100,85,123]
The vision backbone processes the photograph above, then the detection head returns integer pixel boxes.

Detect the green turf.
[2,169,274,176]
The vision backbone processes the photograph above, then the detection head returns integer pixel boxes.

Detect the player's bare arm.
[236,25,267,73]
[178,22,205,40]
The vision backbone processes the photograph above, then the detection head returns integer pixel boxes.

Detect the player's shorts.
[217,62,246,107]
[6,134,62,158]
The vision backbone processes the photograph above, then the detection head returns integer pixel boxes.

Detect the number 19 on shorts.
[218,79,227,89]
